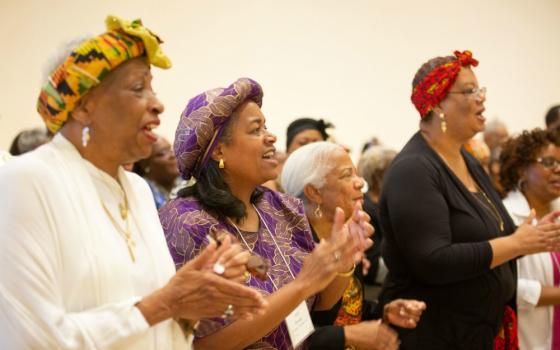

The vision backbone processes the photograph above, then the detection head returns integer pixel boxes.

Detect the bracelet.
[337,263,356,278]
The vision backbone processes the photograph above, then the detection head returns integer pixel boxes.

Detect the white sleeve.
[0,159,150,349]
[516,278,542,311]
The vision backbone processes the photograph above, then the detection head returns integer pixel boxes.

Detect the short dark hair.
[545,105,560,127]
[9,128,49,156]
[499,128,560,193]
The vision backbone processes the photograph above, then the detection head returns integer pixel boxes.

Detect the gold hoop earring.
[219,159,225,169]
[439,113,447,133]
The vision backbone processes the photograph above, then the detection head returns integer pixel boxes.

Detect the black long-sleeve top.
[377,132,517,350]
[362,195,383,285]
[306,225,381,350]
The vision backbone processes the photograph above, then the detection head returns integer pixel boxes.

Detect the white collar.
[502,189,531,225]
[52,133,125,193]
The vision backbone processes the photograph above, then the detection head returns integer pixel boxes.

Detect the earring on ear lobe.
[82,126,90,147]
[314,203,323,218]
[439,113,447,133]
[219,159,225,169]
[144,167,151,174]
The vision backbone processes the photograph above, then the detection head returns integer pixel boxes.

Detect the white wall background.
[1,0,559,158]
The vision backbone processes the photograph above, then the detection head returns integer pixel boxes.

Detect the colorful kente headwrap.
[411,50,479,118]
[37,15,172,133]
[174,78,263,180]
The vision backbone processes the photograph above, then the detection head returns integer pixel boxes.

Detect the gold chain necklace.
[473,188,505,232]
[99,184,136,262]
[434,148,505,232]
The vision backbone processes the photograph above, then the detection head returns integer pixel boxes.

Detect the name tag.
[285,301,315,348]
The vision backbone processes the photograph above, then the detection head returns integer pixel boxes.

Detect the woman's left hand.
[383,299,426,328]
[209,234,252,283]
[361,256,371,276]
[346,201,374,261]
[539,210,560,225]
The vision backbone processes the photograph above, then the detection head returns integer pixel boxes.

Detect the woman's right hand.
[512,210,560,255]
[344,320,399,350]
[294,207,359,298]
[138,240,267,326]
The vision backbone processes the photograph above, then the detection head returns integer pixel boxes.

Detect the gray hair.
[9,128,50,156]
[281,141,344,199]
[484,118,507,135]
[357,145,397,189]
[41,35,91,86]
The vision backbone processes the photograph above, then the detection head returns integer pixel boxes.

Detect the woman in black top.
[377,50,560,349]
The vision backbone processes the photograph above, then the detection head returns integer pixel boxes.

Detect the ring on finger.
[243,271,251,282]
[213,262,226,275]
[222,304,234,319]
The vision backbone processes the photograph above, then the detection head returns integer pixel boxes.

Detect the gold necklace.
[434,148,505,232]
[474,188,505,232]
[99,184,136,262]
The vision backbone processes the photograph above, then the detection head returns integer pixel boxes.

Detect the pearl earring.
[82,126,90,147]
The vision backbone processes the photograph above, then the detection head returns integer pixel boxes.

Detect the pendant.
[119,203,128,220]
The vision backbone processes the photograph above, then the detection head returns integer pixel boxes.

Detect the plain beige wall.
[1,0,559,158]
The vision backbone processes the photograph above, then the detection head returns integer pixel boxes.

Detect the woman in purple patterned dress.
[159,78,371,350]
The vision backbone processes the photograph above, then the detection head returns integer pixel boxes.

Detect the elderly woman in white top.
[0,16,265,349]
[282,141,425,350]
[499,128,560,349]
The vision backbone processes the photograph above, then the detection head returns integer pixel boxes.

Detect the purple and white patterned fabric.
[173,78,263,180]
[159,187,316,350]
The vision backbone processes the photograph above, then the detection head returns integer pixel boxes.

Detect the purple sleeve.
[158,197,212,269]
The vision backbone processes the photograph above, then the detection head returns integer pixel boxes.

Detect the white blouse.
[503,190,554,350]
[0,134,190,349]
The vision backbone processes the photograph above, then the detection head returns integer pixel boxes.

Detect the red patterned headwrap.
[411,50,479,118]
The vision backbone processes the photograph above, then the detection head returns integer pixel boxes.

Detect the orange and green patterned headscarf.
[411,50,478,118]
[37,15,172,133]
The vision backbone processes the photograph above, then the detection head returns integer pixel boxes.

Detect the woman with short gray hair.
[282,141,425,350]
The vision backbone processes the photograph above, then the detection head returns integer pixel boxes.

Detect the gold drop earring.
[439,113,447,133]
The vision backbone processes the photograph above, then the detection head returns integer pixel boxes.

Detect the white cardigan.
[503,190,554,350]
[0,135,190,349]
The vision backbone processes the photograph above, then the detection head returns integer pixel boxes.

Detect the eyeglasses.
[448,87,487,101]
[536,157,560,170]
